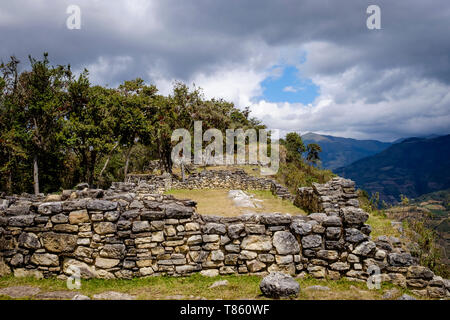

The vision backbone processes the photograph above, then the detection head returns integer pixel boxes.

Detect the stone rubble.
[228,190,263,209]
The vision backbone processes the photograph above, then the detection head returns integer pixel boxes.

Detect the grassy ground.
[0,273,420,300]
[165,189,305,216]
[367,212,402,239]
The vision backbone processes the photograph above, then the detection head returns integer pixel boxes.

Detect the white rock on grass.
[209,280,229,289]
[72,294,91,300]
[397,294,417,300]
[228,190,262,208]
[92,291,136,300]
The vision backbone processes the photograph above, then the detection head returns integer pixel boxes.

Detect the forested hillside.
[335,135,450,203]
[302,132,391,169]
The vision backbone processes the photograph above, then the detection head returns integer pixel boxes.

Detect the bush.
[404,217,449,278]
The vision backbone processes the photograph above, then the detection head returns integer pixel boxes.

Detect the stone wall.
[0,179,448,299]
[294,177,359,214]
[126,169,294,200]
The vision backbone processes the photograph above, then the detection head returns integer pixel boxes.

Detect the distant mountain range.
[391,134,442,144]
[302,132,392,169]
[334,135,450,203]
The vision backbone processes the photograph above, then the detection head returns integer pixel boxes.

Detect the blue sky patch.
[259,65,320,104]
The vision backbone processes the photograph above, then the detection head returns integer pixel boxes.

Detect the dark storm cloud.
[1,1,448,83]
[0,0,449,140]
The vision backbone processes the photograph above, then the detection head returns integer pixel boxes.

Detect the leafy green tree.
[0,56,26,194]
[15,53,71,194]
[65,72,116,186]
[1,53,308,194]
[114,78,157,181]
[306,143,322,166]
[152,83,189,173]
[283,132,306,163]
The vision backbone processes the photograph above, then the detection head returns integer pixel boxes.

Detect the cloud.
[250,74,450,141]
[283,86,298,93]
[0,0,449,141]
[282,86,306,93]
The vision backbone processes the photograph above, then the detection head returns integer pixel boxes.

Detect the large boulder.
[69,210,89,224]
[161,203,193,219]
[30,253,59,267]
[241,235,273,251]
[202,223,226,235]
[18,232,41,249]
[95,257,120,269]
[340,207,368,225]
[6,205,31,216]
[132,221,151,233]
[352,241,376,257]
[322,216,342,227]
[259,214,292,225]
[86,200,118,211]
[100,244,126,259]
[63,258,96,279]
[388,253,414,267]
[94,222,116,235]
[273,231,300,255]
[260,272,300,298]
[38,202,63,215]
[406,266,434,280]
[301,234,322,249]
[228,223,245,239]
[41,232,77,253]
[290,221,312,235]
[345,228,368,243]
[8,215,35,227]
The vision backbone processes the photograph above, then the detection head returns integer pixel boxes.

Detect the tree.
[16,53,71,194]
[400,194,410,207]
[114,78,157,181]
[152,82,200,173]
[65,72,116,186]
[0,53,274,193]
[0,56,25,194]
[306,143,322,166]
[283,132,305,163]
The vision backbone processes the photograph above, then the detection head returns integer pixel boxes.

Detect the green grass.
[367,212,401,239]
[0,274,422,300]
[165,189,305,216]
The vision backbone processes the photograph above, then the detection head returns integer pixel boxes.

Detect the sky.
[1,0,449,142]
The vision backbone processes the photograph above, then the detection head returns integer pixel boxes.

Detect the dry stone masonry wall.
[126,169,294,200]
[0,176,448,299]
[294,177,360,214]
